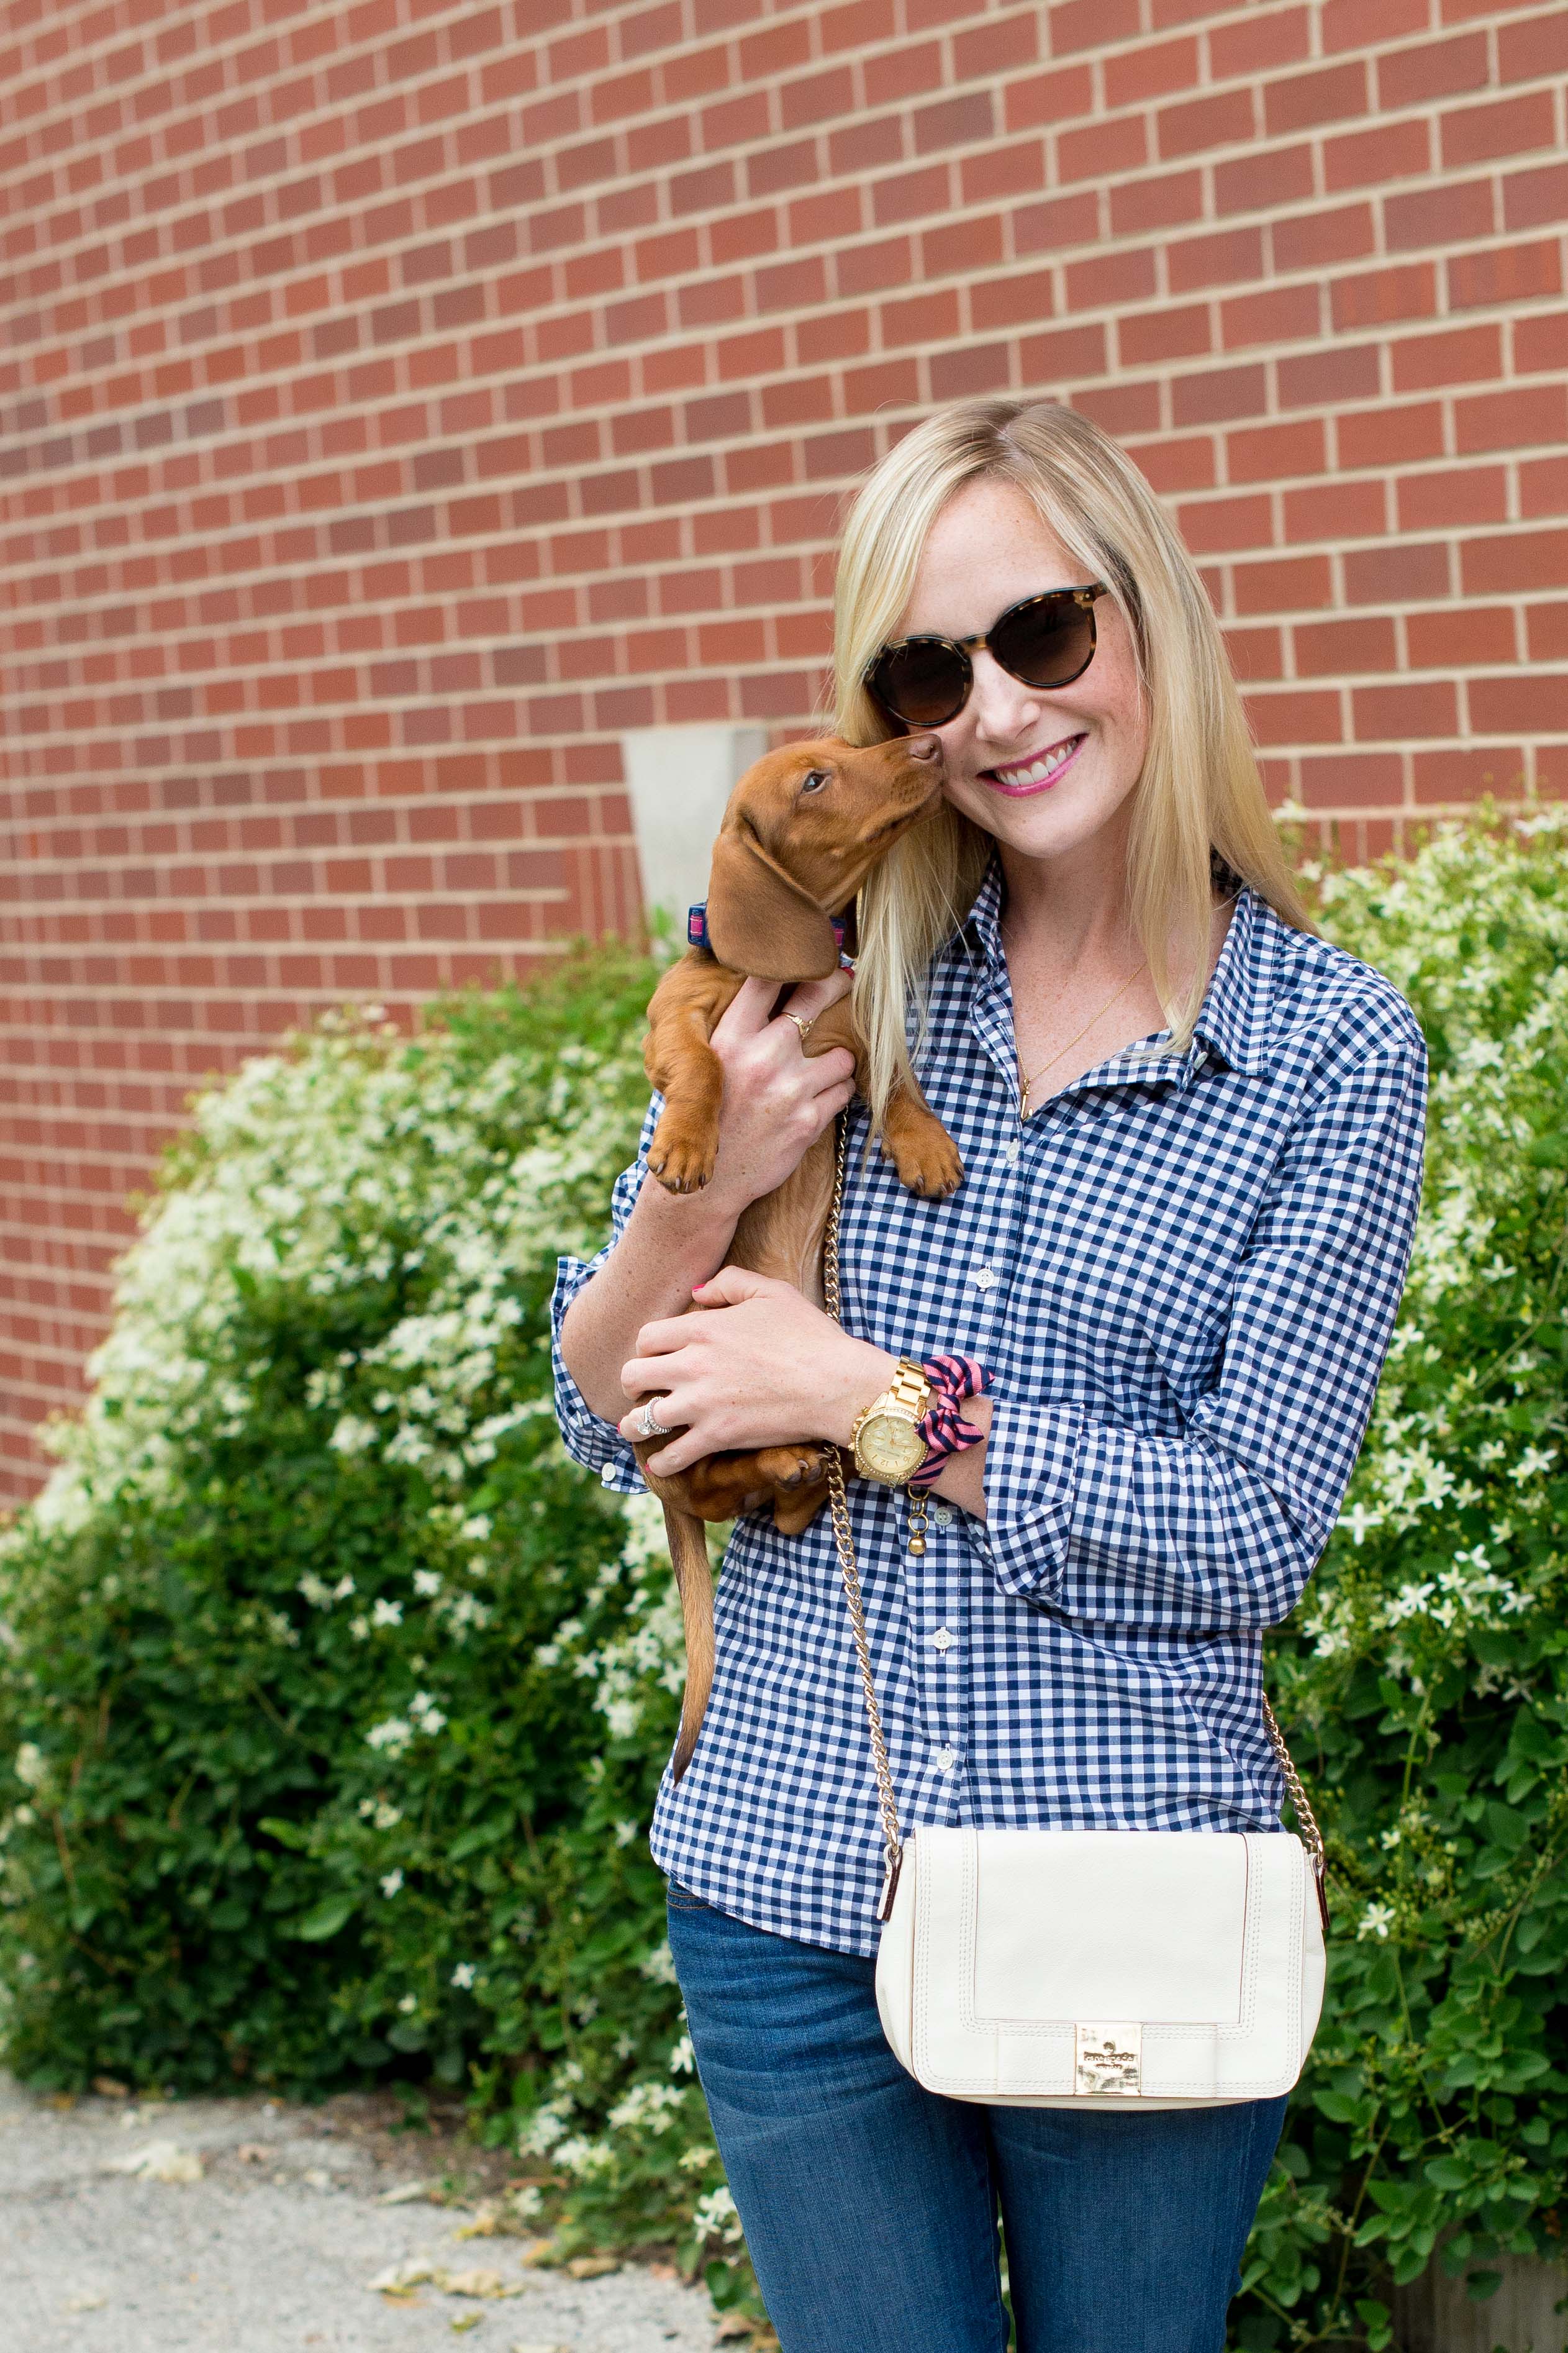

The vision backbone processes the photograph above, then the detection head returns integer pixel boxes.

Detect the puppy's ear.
[705,824,841,980]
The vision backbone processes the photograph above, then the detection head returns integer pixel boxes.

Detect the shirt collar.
[955,850,1279,1082]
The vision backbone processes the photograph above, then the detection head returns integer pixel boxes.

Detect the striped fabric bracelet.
[909,1352,992,1492]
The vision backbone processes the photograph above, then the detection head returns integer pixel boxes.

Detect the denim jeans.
[666,1881,1287,2353]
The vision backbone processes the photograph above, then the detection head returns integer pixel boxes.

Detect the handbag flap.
[909,1826,1314,2101]
[972,1831,1248,2024]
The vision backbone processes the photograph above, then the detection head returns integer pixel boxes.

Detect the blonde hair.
[832,398,1308,1140]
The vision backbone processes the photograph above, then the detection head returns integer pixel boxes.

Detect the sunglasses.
[864,583,1112,730]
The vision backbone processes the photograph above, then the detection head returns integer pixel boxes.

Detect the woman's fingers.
[779,969,852,1024]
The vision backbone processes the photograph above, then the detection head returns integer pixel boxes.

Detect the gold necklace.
[1017,961,1148,1118]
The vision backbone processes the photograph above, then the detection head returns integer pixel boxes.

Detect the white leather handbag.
[820,1118,1330,2111]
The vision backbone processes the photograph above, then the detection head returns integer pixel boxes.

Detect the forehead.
[899,477,1077,640]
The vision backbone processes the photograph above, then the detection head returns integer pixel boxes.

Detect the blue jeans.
[666,1882,1286,2353]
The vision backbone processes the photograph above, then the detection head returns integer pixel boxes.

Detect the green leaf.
[290,1894,356,1943]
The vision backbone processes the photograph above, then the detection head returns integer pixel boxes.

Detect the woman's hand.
[615,1266,897,1477]
[699,973,858,1218]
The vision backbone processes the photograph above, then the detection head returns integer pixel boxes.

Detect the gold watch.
[850,1358,932,1486]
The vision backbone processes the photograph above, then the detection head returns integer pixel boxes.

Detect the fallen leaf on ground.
[63,2293,109,2313]
[91,2077,129,2099]
[235,2142,270,2164]
[442,2268,523,2301]
[368,2256,439,2293]
[45,2093,76,2111]
[378,2178,437,2205]
[564,2255,619,2280]
[519,2241,560,2269]
[714,2321,756,2342]
[456,2200,501,2237]
[102,2139,204,2184]
[301,2165,335,2190]
[450,2318,483,2336]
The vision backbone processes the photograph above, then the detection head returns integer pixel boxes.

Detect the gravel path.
[0,2073,722,2353]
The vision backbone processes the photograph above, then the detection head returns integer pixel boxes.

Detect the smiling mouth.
[982,734,1087,793]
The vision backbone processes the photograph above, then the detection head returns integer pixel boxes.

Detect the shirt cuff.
[974,1393,1084,1600]
[548,1252,646,1497]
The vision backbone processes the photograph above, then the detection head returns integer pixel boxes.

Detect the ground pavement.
[0,2072,721,2353]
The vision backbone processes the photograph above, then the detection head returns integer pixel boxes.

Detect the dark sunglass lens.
[992,598,1096,690]
[873,640,968,727]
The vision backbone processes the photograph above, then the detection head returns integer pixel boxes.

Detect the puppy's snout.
[906,734,941,763]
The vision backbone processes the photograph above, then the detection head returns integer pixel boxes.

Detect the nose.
[906,734,941,762]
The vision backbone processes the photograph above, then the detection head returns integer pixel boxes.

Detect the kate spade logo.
[1074,2020,1143,2095]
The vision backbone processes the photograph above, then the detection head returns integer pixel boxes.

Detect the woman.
[551,399,1426,2353]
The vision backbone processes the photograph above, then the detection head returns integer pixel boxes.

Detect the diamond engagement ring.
[637,1400,676,1440]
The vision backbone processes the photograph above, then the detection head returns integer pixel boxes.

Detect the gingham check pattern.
[550,860,1427,1957]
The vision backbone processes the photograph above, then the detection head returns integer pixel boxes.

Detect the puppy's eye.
[800,769,831,793]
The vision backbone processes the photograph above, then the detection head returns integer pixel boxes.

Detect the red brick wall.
[1,0,1565,1495]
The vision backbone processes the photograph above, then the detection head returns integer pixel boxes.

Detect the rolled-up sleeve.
[976,1030,1428,1630]
[548,1092,661,1496]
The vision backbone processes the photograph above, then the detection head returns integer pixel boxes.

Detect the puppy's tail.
[664,1503,715,1783]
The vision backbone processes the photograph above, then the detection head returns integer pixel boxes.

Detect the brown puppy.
[630,735,964,1779]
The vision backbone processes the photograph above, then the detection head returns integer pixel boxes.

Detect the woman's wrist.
[817,1340,902,1450]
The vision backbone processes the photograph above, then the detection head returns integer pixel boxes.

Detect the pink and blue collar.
[687,902,855,969]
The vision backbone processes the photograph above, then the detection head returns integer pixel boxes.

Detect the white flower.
[397,1993,417,2014]
[692,2185,744,2244]
[329,1414,379,1455]
[409,1692,447,1736]
[668,2034,695,2077]
[1357,1901,1395,1942]
[412,1569,442,1597]
[371,1598,402,1627]
[450,1962,476,1990]
[14,1744,46,1789]
[380,1868,404,1898]
[366,1717,412,1754]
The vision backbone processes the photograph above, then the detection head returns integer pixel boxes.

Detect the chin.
[951,766,1138,863]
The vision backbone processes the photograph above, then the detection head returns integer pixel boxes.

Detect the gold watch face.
[856,1412,928,1484]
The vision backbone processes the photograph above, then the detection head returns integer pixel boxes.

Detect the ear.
[704,824,842,980]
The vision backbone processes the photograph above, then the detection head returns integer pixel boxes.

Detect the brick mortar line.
[6,318,1567,562]
[5,619,1564,703]
[9,714,1564,778]
[0,0,1433,180]
[6,91,1562,384]
[3,71,1562,363]
[0,0,530,181]
[2,39,1561,331]
[9,470,1566,631]
[5,188,1564,448]
[4,386,1564,584]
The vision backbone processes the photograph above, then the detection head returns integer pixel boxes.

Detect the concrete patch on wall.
[620,726,768,934]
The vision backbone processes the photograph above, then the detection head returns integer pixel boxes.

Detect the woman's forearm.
[558,1176,745,1426]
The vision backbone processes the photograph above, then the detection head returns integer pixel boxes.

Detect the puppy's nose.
[906,734,941,762]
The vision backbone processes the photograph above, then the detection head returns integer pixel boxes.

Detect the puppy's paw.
[885,1122,965,1200]
[753,1440,830,1491]
[647,1111,718,1194]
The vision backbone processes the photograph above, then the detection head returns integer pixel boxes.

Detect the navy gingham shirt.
[550,858,1427,1957]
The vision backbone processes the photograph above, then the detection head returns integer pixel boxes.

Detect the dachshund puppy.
[630,734,965,1778]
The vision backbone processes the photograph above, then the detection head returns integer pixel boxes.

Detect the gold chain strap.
[823,1113,907,1921]
[821,1111,1329,1936]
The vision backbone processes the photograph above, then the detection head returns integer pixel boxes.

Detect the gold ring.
[786,1013,815,1045]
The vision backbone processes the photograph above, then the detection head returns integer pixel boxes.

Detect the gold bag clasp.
[1074,2021,1143,2095]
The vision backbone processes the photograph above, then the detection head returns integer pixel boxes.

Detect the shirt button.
[1004,1140,1022,1166]
[933,1745,956,1773]
[972,1265,996,1291]
[933,1505,953,1527]
[930,1626,954,1652]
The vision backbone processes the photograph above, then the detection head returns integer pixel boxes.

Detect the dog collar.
[687,901,855,970]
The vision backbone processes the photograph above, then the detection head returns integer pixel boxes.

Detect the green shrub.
[1239,809,1568,2349]
[1,812,1564,2350]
